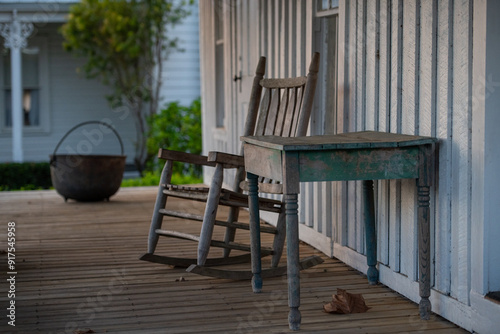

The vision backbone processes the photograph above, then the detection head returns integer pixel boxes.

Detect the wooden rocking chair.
[141,53,322,279]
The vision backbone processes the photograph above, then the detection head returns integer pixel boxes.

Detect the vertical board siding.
[336,1,348,247]
[227,1,236,154]
[304,0,316,231]
[201,0,474,317]
[250,0,473,307]
[435,0,453,295]
[450,0,473,304]
[388,0,403,273]
[419,0,438,286]
[346,0,358,251]
[365,0,378,132]
[418,0,437,139]
[377,0,390,266]
[199,0,215,170]
[400,0,419,281]
[355,0,367,254]
[337,0,474,307]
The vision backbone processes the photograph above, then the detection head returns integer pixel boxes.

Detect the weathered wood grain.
[387,0,405,274]
[434,0,453,295]
[378,0,389,134]
[0,188,468,333]
[400,0,419,282]
[0,188,469,333]
[376,0,390,266]
[355,0,367,255]
[365,0,378,132]
[417,1,437,291]
[450,0,473,304]
[419,0,437,138]
[200,2,478,331]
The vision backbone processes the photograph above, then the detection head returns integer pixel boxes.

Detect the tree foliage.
[60,0,193,173]
[146,98,202,177]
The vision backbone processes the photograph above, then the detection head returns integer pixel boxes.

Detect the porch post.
[0,10,34,162]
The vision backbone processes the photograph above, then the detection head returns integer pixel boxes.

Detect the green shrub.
[120,171,202,188]
[146,98,202,178]
[0,162,52,191]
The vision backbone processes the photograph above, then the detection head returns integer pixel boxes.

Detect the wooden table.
[241,131,438,330]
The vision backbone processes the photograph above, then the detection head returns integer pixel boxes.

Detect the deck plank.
[0,187,467,333]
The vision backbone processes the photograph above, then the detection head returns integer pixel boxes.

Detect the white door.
[199,0,259,185]
[232,0,260,144]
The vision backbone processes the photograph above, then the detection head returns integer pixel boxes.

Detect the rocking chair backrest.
[235,53,320,192]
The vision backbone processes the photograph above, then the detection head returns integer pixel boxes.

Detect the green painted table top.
[241,131,438,151]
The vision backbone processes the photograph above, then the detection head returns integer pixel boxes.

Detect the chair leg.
[147,160,173,254]
[223,165,246,257]
[198,163,224,265]
[271,210,286,268]
[222,206,240,258]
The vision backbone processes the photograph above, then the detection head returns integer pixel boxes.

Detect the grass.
[0,171,202,191]
[120,171,202,187]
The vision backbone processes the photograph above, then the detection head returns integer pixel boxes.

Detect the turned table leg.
[285,193,301,330]
[418,183,431,319]
[363,180,379,285]
[247,172,262,293]
[417,144,433,319]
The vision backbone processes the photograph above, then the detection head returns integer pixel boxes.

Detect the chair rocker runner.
[141,53,323,279]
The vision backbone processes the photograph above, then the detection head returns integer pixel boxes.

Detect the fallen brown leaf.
[323,288,370,314]
[74,329,95,334]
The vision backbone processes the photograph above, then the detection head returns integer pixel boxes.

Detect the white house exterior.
[198,1,500,333]
[0,0,200,168]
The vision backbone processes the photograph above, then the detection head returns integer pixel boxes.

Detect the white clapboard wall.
[335,1,474,326]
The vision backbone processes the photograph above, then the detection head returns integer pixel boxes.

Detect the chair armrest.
[158,148,216,167]
[207,151,245,169]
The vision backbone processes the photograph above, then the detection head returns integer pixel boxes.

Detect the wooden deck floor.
[0,187,468,333]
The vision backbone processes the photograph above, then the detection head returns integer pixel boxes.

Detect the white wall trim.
[334,244,476,333]
[299,223,333,257]
[378,264,473,332]
[333,242,369,275]
[470,290,500,334]
[260,210,334,257]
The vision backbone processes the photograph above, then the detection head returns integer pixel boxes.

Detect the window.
[0,36,49,134]
[3,50,40,127]
[313,0,339,135]
[317,0,339,16]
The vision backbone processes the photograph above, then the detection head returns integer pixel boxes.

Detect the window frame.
[0,35,50,135]
[313,1,339,135]
[316,0,339,17]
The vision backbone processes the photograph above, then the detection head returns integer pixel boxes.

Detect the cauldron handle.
[51,121,124,165]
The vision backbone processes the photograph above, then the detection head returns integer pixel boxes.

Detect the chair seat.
[159,209,278,234]
[163,183,282,213]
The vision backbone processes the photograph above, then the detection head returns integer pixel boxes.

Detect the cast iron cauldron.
[50,121,126,202]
